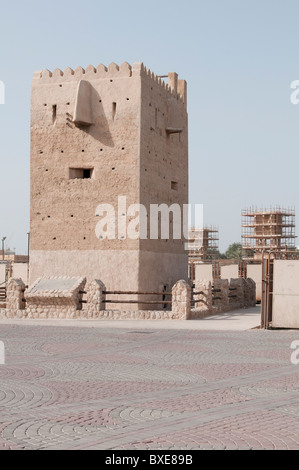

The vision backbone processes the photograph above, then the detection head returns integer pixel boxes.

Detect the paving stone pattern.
[0,324,299,450]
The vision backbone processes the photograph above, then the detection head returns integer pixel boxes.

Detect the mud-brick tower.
[29,62,188,293]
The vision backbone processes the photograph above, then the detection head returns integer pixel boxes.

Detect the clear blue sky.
[1,0,299,253]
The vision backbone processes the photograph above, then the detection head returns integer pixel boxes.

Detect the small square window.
[69,168,94,179]
[171,181,178,191]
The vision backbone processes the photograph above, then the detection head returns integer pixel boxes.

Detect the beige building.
[0,250,28,263]
[29,62,188,294]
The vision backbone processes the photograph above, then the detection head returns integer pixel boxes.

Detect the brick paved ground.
[0,320,299,450]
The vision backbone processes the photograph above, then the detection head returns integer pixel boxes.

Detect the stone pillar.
[229,278,246,309]
[193,280,212,313]
[6,278,26,318]
[172,280,191,320]
[82,280,105,318]
[213,279,229,311]
[244,278,256,307]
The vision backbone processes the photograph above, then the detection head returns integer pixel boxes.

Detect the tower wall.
[29,62,188,293]
[138,65,188,291]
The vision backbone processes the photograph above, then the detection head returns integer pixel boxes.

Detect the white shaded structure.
[221,264,238,281]
[247,264,262,303]
[194,264,213,282]
[272,260,299,328]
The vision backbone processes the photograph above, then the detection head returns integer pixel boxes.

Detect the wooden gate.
[261,254,274,329]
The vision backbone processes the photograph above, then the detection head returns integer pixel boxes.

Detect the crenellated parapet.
[33,61,186,105]
[35,62,133,82]
[136,63,186,104]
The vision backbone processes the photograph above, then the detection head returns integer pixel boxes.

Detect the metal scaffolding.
[188,226,219,261]
[241,207,296,260]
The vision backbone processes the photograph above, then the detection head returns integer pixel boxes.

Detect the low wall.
[1,276,256,322]
[191,277,256,317]
[0,278,191,321]
[0,308,175,321]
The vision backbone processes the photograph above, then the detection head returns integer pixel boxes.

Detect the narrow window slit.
[52,105,57,124]
[112,102,117,121]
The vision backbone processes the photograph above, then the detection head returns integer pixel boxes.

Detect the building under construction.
[241,207,296,260]
[188,227,219,261]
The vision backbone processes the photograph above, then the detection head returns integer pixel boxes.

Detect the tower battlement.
[33,62,187,107]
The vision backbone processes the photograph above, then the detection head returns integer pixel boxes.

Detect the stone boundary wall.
[0,277,256,321]
[191,278,256,318]
[0,278,191,321]
[0,308,183,321]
